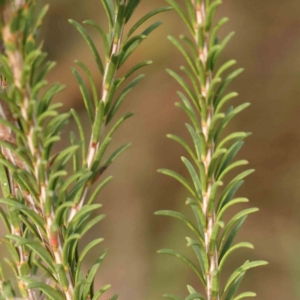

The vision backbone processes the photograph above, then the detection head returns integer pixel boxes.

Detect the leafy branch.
[0,0,169,299]
[156,1,267,300]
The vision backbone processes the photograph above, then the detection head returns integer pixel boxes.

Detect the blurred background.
[2,0,300,299]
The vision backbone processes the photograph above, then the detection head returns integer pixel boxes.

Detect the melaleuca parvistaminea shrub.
[156,1,267,300]
[0,0,169,299]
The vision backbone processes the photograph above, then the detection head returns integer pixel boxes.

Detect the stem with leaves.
[67,0,149,222]
[65,0,172,227]
[0,0,169,299]
[156,1,267,300]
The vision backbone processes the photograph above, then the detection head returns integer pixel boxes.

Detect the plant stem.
[1,7,74,300]
[0,34,36,300]
[194,2,219,300]
[68,3,127,223]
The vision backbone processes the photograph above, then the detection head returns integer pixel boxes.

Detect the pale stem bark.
[68,6,126,223]
[194,2,220,300]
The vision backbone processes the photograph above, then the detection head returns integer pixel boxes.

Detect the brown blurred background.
[2,0,300,299]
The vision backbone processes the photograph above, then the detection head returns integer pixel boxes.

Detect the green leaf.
[216,131,249,150]
[168,36,197,75]
[181,66,201,97]
[217,198,249,222]
[210,17,229,48]
[181,157,202,200]
[167,134,197,163]
[83,20,110,56]
[215,60,237,79]
[216,141,245,179]
[187,285,205,300]
[125,6,172,41]
[92,101,105,144]
[207,181,223,214]
[26,280,64,300]
[68,204,102,233]
[215,104,250,143]
[158,169,196,197]
[75,60,99,107]
[107,74,145,123]
[116,62,151,89]
[72,68,94,123]
[77,214,105,237]
[207,148,227,179]
[56,264,69,291]
[0,164,10,198]
[177,92,201,130]
[219,242,254,273]
[214,31,235,65]
[217,170,254,211]
[101,0,114,27]
[2,238,19,262]
[214,68,244,106]
[7,236,55,273]
[155,210,203,242]
[58,170,89,201]
[71,109,86,159]
[224,272,245,300]
[51,144,80,171]
[106,112,134,137]
[224,261,268,293]
[0,118,26,141]
[88,176,113,205]
[91,137,112,173]
[158,249,203,282]
[167,69,197,107]
[166,0,194,34]
[212,270,220,299]
[186,237,207,284]
[186,199,205,239]
[206,0,222,31]
[185,124,202,160]
[0,199,46,235]
[125,0,140,23]
[102,143,131,169]
[62,233,81,266]
[209,221,224,254]
[75,238,104,283]
[0,207,10,233]
[69,19,104,75]
[208,113,225,141]
[219,216,246,262]
[179,103,202,138]
[220,208,258,257]
[206,45,221,71]
[82,250,108,298]
[32,259,56,282]
[218,160,249,181]
[92,284,112,300]
[2,280,16,298]
[233,292,256,300]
